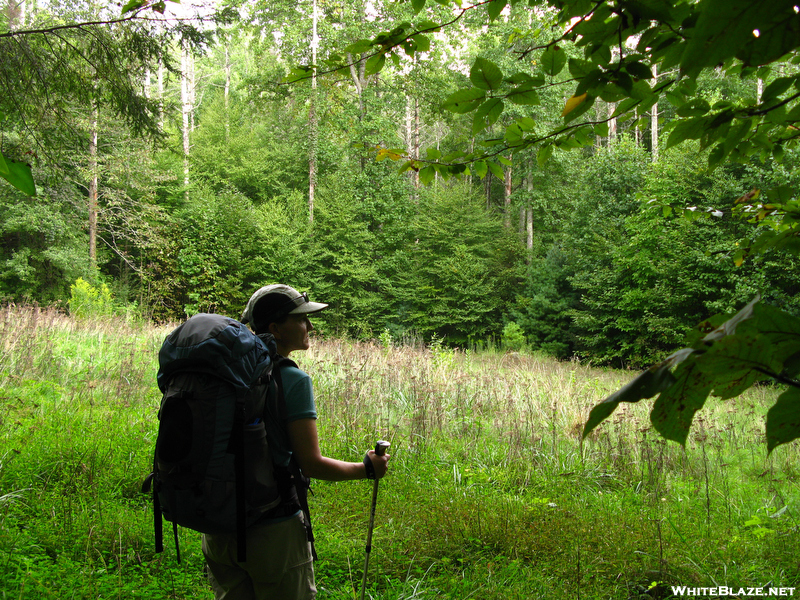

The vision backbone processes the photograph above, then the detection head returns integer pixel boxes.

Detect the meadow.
[0,305,798,599]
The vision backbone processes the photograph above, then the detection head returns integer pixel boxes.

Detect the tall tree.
[315,0,800,451]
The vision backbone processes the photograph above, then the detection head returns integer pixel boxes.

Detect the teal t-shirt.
[266,362,317,468]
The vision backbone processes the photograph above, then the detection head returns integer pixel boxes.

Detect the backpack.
[143,313,313,562]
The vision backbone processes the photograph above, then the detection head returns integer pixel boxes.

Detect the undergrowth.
[0,306,798,599]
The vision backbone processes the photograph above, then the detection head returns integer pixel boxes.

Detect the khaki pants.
[202,513,316,600]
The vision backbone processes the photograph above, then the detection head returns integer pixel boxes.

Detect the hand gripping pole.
[359,440,390,600]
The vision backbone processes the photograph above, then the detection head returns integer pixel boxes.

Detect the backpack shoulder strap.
[270,356,317,560]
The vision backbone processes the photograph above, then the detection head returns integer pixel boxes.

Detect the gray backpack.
[143,313,312,562]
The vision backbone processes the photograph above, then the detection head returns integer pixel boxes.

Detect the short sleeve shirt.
[266,362,317,468]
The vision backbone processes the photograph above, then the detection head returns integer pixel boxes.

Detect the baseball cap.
[241,284,328,331]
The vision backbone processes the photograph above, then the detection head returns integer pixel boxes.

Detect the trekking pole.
[360,440,390,600]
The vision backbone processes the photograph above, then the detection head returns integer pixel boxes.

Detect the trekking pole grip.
[360,440,390,600]
[375,440,390,457]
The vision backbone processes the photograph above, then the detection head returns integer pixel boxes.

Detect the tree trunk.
[404,94,420,194]
[88,103,99,266]
[347,53,366,116]
[651,64,659,162]
[158,57,165,130]
[5,0,22,29]
[188,50,196,133]
[181,40,193,201]
[484,171,492,210]
[224,43,231,143]
[347,51,368,171]
[144,68,151,99]
[503,165,512,228]
[608,101,617,140]
[413,96,420,190]
[526,165,534,253]
[308,0,319,222]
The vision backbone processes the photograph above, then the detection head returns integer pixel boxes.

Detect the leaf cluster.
[583,297,800,453]
[316,0,800,195]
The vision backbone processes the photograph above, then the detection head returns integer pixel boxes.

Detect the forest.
[2,0,798,371]
[2,1,800,598]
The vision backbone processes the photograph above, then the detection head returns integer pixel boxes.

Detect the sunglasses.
[280,291,310,314]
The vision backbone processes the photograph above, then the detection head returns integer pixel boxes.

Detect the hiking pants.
[202,512,316,600]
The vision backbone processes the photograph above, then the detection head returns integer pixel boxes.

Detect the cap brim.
[289,301,328,315]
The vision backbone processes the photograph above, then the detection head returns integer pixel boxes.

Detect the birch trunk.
[503,166,512,228]
[224,44,231,143]
[308,0,318,222]
[347,51,368,171]
[5,0,21,28]
[651,64,659,162]
[526,166,534,252]
[88,104,99,265]
[181,41,192,201]
[158,58,165,130]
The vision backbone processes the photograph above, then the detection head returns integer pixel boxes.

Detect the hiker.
[201,284,390,600]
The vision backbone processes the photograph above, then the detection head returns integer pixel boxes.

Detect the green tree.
[319,0,800,451]
[388,182,520,344]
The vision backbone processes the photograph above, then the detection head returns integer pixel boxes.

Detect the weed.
[0,306,798,598]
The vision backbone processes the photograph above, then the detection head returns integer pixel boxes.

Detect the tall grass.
[0,306,797,599]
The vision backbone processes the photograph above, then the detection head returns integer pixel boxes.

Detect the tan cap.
[241,284,328,330]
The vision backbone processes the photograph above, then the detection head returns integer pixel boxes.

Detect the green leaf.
[736,11,800,67]
[666,116,707,149]
[365,53,386,75]
[411,34,431,53]
[675,98,711,117]
[473,160,488,179]
[594,121,609,137]
[624,60,654,80]
[0,152,36,196]
[345,39,375,54]
[542,45,567,77]
[766,388,800,453]
[504,123,523,144]
[650,359,712,445]
[426,147,442,160]
[411,0,426,14]
[568,58,594,79]
[507,87,540,106]
[416,20,441,32]
[442,150,468,161]
[537,144,553,167]
[419,165,436,185]
[121,0,147,14]
[761,76,795,103]
[487,0,507,21]
[470,57,504,91]
[707,144,726,169]
[398,160,417,174]
[575,68,605,96]
[487,161,505,180]
[472,98,505,135]
[583,350,690,439]
[517,117,536,131]
[442,88,486,113]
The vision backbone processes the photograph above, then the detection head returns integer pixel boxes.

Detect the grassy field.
[0,305,798,599]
